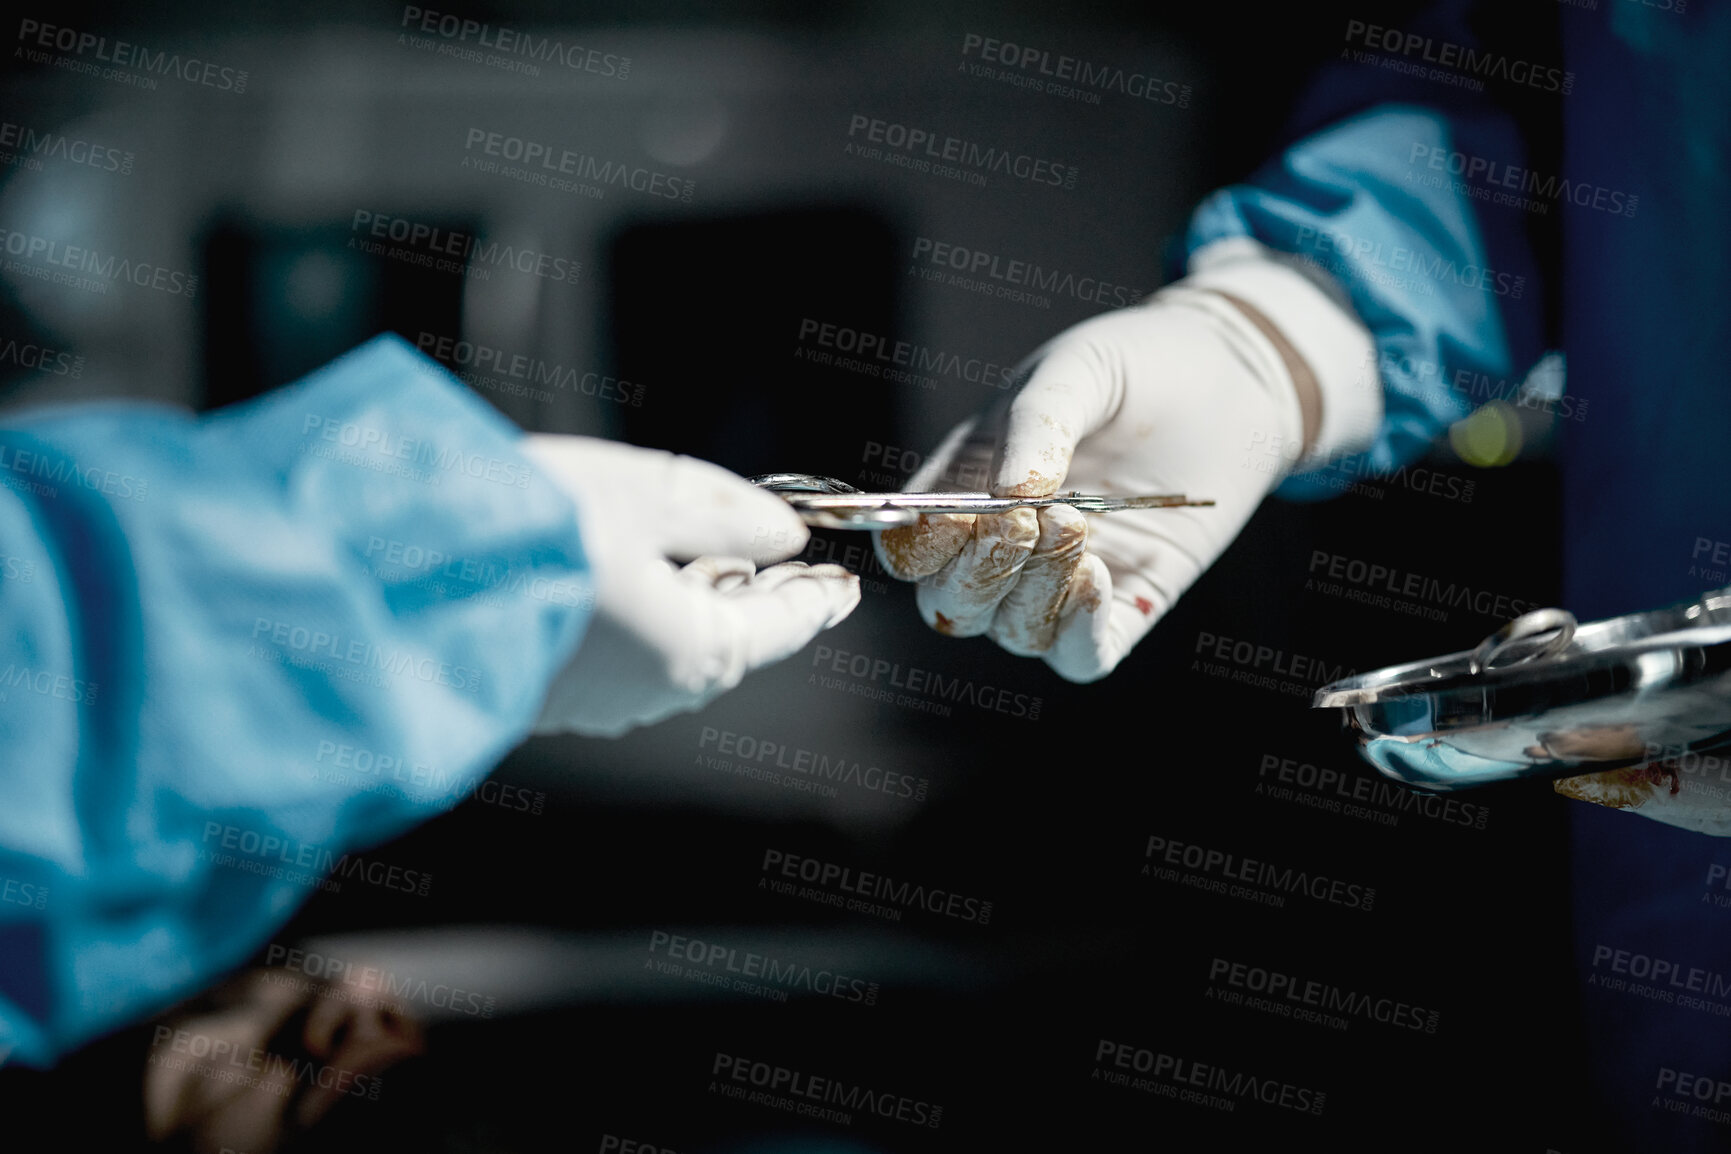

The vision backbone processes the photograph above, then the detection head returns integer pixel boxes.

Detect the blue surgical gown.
[0,334,592,1068]
[1181,2,1731,1148]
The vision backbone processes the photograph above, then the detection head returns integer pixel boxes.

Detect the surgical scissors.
[751,473,1214,529]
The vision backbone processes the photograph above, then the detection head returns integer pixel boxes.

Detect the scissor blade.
[1077,495,1216,510]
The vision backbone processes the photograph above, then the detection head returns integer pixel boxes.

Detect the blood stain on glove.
[1135,596,1154,616]
[988,509,1087,654]
[916,510,1039,637]
[1553,763,1679,810]
[1002,468,1062,498]
[878,513,975,579]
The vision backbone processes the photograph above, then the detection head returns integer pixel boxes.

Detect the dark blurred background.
[0,2,1598,1150]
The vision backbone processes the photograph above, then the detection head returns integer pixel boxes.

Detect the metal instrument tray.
[1312,588,1731,791]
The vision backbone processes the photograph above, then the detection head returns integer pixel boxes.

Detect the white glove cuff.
[1177,237,1383,473]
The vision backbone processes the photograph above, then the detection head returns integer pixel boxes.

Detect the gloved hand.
[521,435,860,737]
[874,239,1382,682]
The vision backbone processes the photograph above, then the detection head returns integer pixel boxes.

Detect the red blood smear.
[1644,762,1682,795]
[1134,597,1154,616]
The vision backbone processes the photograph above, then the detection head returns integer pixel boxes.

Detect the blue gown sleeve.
[1180,5,1552,499]
[0,333,593,1067]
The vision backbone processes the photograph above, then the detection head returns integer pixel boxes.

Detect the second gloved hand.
[873,243,1381,682]
[523,436,860,737]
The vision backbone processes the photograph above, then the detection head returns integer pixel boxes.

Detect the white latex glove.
[874,239,1383,682]
[522,435,860,737]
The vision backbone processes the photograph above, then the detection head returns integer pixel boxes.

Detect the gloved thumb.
[989,338,1124,497]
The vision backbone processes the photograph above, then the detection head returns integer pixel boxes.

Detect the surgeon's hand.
[874,240,1382,682]
[522,436,859,737]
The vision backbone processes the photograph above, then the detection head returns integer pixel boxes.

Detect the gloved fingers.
[986,504,1089,655]
[679,555,757,592]
[651,561,860,711]
[874,417,979,580]
[1042,552,1175,683]
[990,340,1123,497]
[295,986,426,1130]
[913,508,1040,637]
[721,562,863,665]
[1042,553,1122,682]
[520,434,810,565]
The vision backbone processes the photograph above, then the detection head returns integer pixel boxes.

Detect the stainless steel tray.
[1311,588,1731,791]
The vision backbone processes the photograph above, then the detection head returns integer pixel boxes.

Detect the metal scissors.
[751,473,1214,530]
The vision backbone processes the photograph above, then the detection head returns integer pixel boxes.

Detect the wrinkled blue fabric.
[1181,3,1547,500]
[0,333,592,1067]
[1187,3,1731,1148]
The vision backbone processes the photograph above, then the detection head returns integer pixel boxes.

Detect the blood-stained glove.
[873,238,1383,682]
[522,436,860,736]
